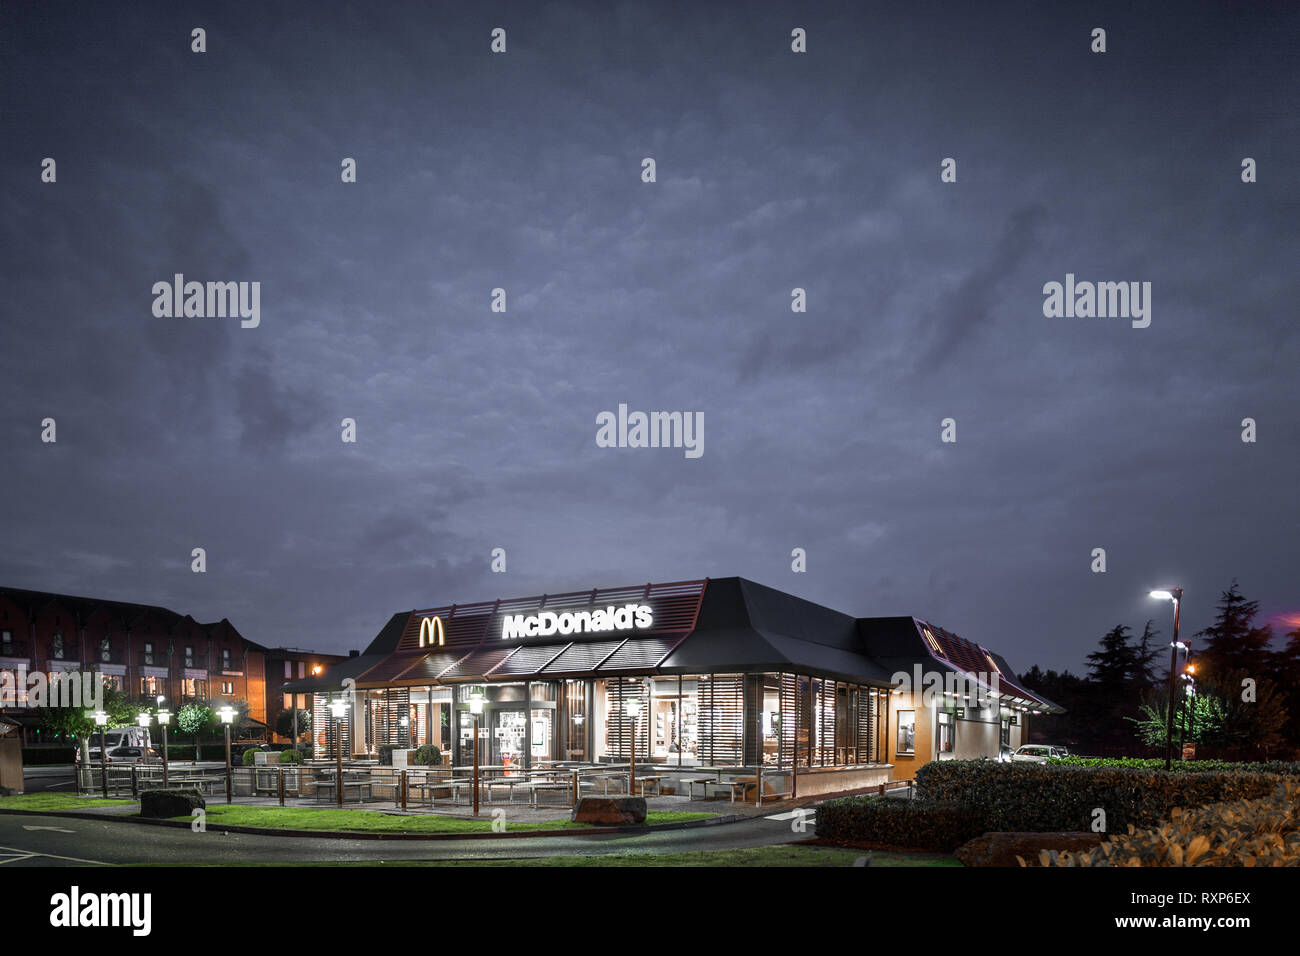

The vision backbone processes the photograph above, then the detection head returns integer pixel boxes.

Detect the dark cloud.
[0,0,1296,674]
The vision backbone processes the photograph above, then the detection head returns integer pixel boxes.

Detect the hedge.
[816,796,991,852]
[1041,780,1300,867]
[1051,757,1300,776]
[915,760,1285,833]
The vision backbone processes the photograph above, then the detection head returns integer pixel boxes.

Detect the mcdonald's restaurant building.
[289,577,1062,796]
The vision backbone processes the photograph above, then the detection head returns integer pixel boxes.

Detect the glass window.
[143,643,154,666]
[52,632,64,659]
[896,710,916,755]
[184,645,195,667]
[99,636,112,662]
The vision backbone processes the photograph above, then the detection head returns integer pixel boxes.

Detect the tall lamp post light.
[217,705,236,804]
[328,696,348,809]
[469,688,485,817]
[624,694,643,795]
[1180,664,1196,760]
[1149,588,1184,771]
[136,712,152,788]
[92,710,109,798]
[156,703,172,788]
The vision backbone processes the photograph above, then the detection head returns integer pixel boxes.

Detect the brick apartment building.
[0,586,345,749]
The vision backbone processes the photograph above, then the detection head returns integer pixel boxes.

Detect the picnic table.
[312,775,374,804]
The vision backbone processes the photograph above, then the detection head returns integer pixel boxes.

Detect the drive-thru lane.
[0,810,817,865]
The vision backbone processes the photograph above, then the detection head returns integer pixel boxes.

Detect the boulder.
[571,796,647,826]
[139,788,206,819]
[955,831,1105,867]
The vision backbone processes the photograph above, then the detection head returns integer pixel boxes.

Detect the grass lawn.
[0,793,135,812]
[162,804,716,834]
[167,846,960,867]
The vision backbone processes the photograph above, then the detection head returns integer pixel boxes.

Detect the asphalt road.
[0,809,818,866]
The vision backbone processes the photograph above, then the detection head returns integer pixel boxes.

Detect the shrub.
[241,748,258,766]
[278,749,303,764]
[412,744,442,766]
[1051,757,1300,776]
[915,760,1283,833]
[1041,781,1300,867]
[816,796,991,852]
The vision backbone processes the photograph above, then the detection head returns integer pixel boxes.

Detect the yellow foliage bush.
[1038,780,1300,867]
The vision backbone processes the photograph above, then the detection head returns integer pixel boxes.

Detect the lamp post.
[624,695,643,795]
[1180,665,1196,760]
[328,697,348,809]
[217,705,236,804]
[136,712,151,791]
[468,688,485,817]
[156,704,172,788]
[92,710,109,798]
[1149,588,1184,771]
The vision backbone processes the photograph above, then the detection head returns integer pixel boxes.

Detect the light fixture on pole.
[624,694,643,794]
[217,705,237,804]
[92,709,109,798]
[1148,587,1184,771]
[328,696,348,809]
[156,704,172,788]
[468,688,485,817]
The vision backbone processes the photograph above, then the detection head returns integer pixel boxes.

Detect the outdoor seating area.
[75,758,794,811]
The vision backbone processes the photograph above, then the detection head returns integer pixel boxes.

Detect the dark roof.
[0,586,182,630]
[659,578,895,684]
[294,577,1064,713]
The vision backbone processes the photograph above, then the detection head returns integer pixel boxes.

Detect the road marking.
[22,825,76,833]
[763,810,815,822]
[0,844,108,866]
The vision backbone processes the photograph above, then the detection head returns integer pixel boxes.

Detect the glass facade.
[350,671,890,770]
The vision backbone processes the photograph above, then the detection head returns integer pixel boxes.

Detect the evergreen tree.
[1195,580,1274,678]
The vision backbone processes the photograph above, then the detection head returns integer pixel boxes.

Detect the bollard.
[278,766,285,806]
[400,769,407,810]
[131,765,139,798]
[572,770,578,807]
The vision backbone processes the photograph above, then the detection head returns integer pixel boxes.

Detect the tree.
[1129,692,1224,749]
[275,707,312,742]
[175,702,213,759]
[1195,580,1274,679]
[1134,620,1162,691]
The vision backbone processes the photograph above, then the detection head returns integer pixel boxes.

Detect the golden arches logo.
[419,615,446,648]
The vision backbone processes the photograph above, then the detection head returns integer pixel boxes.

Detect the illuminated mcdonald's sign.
[419,615,446,648]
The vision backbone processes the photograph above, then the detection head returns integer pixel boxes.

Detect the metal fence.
[75,760,788,808]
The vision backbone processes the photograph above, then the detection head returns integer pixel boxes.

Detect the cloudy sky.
[2,1,1296,674]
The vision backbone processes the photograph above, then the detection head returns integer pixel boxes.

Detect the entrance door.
[530,708,553,763]
[492,709,526,772]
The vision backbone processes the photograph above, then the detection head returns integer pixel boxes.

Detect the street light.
[1148,587,1183,770]
[92,709,109,798]
[468,688,485,817]
[156,705,172,788]
[328,696,348,809]
[217,705,237,804]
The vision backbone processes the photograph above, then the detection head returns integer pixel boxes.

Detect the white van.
[77,726,154,763]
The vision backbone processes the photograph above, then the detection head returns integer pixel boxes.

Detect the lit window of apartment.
[221,680,234,695]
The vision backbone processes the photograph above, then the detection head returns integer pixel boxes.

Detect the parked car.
[93,745,162,765]
[1010,744,1068,763]
[75,727,154,764]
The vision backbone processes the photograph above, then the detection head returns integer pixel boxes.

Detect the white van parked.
[76,726,154,764]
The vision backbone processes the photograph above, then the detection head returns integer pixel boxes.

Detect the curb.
[0,806,747,841]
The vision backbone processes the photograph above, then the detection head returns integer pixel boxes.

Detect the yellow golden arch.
[419,615,446,648]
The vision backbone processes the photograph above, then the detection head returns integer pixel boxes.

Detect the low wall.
[0,737,23,793]
[790,764,893,798]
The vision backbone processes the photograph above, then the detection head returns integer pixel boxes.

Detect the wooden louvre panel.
[540,639,626,674]
[370,687,411,747]
[488,643,569,676]
[697,674,744,766]
[606,678,649,760]
[438,647,517,680]
[312,692,351,755]
[818,679,836,766]
[392,651,465,684]
[779,673,798,769]
[858,688,875,763]
[596,636,679,671]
